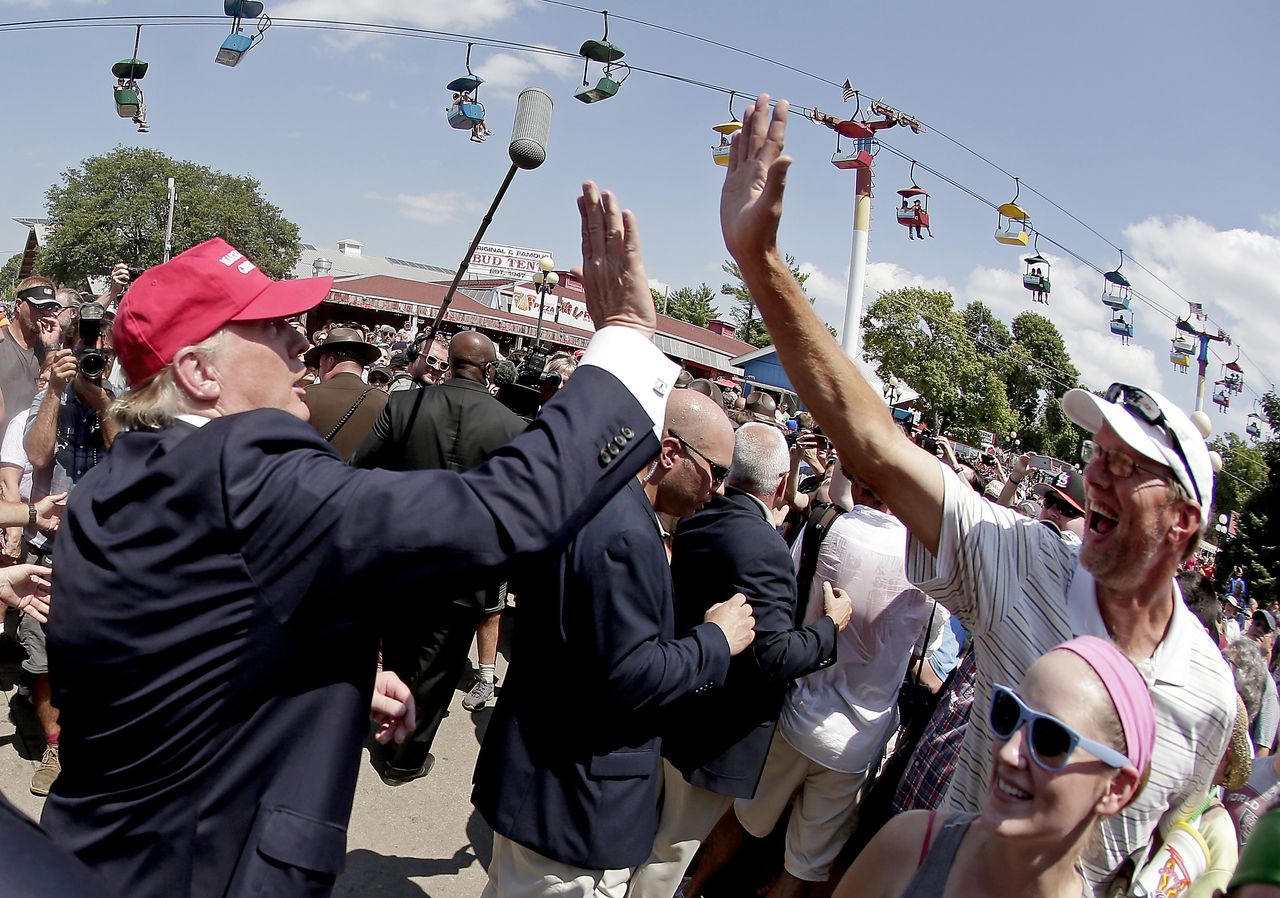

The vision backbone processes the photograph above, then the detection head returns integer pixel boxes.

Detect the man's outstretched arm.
[719,95,945,554]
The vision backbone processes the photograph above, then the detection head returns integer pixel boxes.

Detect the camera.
[126,265,146,282]
[75,302,108,382]
[497,347,553,420]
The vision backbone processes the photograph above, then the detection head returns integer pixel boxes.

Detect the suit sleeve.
[584,528,731,714]
[736,539,837,683]
[225,367,661,618]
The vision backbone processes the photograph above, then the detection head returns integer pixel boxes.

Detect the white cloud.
[338,89,370,103]
[365,191,483,224]
[473,51,577,98]
[273,0,527,29]
[799,259,953,332]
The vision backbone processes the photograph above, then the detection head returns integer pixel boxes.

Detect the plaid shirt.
[891,650,977,814]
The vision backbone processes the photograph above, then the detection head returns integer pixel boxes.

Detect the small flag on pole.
[1189,302,1204,319]
[841,80,856,103]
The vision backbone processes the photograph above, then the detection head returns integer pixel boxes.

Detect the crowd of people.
[0,95,1274,898]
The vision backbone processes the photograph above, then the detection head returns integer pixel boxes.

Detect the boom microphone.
[421,87,555,347]
[509,87,553,170]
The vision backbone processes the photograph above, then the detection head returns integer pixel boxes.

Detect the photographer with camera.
[18,289,115,796]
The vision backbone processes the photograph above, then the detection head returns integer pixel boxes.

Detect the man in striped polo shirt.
[717,94,1235,895]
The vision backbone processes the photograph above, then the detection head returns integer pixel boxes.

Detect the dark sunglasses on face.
[1043,492,1084,520]
[668,431,730,485]
[989,684,1132,772]
[369,376,390,386]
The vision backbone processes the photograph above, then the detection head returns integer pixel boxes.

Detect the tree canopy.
[651,283,718,328]
[721,255,814,348]
[39,147,301,284]
[1215,392,1280,596]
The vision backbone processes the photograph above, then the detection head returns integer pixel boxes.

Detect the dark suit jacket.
[0,794,116,897]
[40,366,657,898]
[662,489,837,799]
[303,371,389,461]
[351,377,525,473]
[472,479,732,870]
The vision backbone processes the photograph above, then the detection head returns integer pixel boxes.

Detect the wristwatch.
[27,504,36,527]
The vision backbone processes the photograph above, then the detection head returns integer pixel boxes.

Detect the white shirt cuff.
[578,326,679,439]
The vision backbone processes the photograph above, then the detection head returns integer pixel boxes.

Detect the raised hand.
[370,670,417,745]
[572,181,657,340]
[721,94,793,264]
[705,592,756,656]
[0,563,52,624]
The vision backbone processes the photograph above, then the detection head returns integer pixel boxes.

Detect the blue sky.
[3,0,1278,441]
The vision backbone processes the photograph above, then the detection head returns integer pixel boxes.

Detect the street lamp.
[530,256,558,346]
[883,373,901,406]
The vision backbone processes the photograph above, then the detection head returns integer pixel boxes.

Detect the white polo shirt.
[906,466,1235,895]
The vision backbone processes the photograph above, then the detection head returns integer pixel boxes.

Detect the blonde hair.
[110,331,226,430]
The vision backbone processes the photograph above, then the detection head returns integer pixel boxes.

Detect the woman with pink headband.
[836,635,1155,898]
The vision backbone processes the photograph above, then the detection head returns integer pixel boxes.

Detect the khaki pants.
[733,732,869,882]
[626,759,734,898]
[483,833,632,898]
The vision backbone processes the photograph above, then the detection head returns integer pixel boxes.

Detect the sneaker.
[30,742,59,796]
[462,677,495,712]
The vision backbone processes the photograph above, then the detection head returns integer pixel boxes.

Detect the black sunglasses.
[1043,492,1084,520]
[668,431,730,485]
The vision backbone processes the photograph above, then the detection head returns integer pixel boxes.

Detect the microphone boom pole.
[422,87,553,346]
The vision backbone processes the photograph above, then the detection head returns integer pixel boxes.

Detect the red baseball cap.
[114,238,333,384]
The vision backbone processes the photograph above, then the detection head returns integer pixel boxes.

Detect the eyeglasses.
[1042,492,1084,520]
[668,430,730,485]
[424,357,450,372]
[368,375,390,386]
[989,684,1132,772]
[24,299,62,315]
[1104,383,1198,504]
[1081,440,1175,486]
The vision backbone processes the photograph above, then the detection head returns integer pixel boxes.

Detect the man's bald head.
[649,390,735,519]
[448,331,497,383]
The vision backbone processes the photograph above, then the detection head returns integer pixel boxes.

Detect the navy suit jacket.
[662,489,837,798]
[40,366,657,898]
[472,479,732,870]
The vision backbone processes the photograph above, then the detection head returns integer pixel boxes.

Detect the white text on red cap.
[218,250,258,276]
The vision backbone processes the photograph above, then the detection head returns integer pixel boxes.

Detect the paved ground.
[0,636,506,898]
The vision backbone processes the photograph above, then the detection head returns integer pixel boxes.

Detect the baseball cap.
[1032,468,1086,514]
[1253,609,1277,632]
[1063,383,1214,527]
[113,238,333,384]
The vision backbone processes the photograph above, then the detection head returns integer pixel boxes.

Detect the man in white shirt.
[720,469,932,897]
[717,95,1235,895]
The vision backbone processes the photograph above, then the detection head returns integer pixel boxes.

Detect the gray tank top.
[900,812,977,897]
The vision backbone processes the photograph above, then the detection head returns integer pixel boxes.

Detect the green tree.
[0,252,21,305]
[651,283,718,328]
[39,147,300,284]
[1216,391,1280,595]
[721,255,813,348]
[1210,433,1267,521]
[862,287,1014,442]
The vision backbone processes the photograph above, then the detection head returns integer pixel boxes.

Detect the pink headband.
[1054,635,1155,775]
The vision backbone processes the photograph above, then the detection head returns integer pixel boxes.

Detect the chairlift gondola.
[1212,383,1231,412]
[1109,310,1133,344]
[216,1,270,67]
[1022,235,1050,303]
[575,11,628,103]
[1101,252,1131,310]
[995,179,1030,246]
[446,44,490,142]
[1170,332,1194,372]
[896,162,931,239]
[831,119,875,171]
[1222,351,1245,394]
[112,25,150,132]
[711,92,742,166]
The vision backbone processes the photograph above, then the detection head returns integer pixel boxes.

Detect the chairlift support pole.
[1175,317,1230,411]
[163,177,176,262]
[840,166,872,361]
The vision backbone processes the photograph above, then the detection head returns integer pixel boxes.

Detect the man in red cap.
[39,182,681,898]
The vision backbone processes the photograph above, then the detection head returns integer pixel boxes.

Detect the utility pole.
[1175,318,1230,412]
[814,96,923,362]
[163,177,176,262]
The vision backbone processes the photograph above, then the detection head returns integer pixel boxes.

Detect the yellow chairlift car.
[711,93,742,166]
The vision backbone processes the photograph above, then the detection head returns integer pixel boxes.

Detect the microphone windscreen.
[509,88,553,170]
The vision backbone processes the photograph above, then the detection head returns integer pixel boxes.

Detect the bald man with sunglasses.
[718,94,1234,895]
